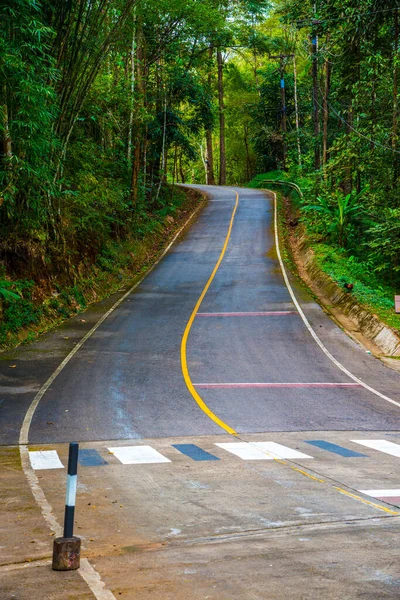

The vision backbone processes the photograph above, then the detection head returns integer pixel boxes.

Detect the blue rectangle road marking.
[172,444,220,461]
[78,449,108,467]
[305,440,367,457]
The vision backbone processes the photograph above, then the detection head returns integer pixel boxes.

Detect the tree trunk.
[206,129,215,185]
[311,33,321,171]
[200,141,207,181]
[244,123,251,181]
[173,145,177,184]
[179,150,185,183]
[393,8,399,183]
[1,84,12,167]
[293,53,301,167]
[130,17,145,207]
[155,86,167,204]
[280,55,287,171]
[127,26,135,162]
[322,55,331,168]
[131,140,141,207]
[206,46,215,185]
[217,49,226,186]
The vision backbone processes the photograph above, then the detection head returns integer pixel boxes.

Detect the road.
[1,185,400,599]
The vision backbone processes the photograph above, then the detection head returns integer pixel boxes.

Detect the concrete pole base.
[52,536,81,571]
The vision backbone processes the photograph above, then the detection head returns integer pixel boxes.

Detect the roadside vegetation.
[1,0,400,347]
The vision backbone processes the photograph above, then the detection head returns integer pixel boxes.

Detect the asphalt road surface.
[1,185,400,443]
[2,185,400,600]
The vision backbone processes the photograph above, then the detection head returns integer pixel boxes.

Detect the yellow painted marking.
[334,487,399,515]
[181,191,239,435]
[291,467,325,483]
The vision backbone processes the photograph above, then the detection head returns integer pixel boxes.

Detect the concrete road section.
[1,185,399,599]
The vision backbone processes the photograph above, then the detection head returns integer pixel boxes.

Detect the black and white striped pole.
[52,442,81,571]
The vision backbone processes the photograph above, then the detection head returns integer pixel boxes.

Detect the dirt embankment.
[1,187,207,351]
[281,197,400,360]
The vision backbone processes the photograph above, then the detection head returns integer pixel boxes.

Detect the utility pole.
[206,44,215,185]
[271,54,294,171]
[217,48,226,186]
[311,6,321,171]
[293,53,302,167]
[311,31,320,170]
[280,56,287,171]
[393,8,399,183]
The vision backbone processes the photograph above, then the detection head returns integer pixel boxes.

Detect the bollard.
[52,442,81,571]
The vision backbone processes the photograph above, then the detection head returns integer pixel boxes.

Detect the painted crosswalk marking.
[29,450,64,470]
[352,439,400,458]
[215,442,313,461]
[108,445,171,465]
[305,440,367,457]
[79,448,108,467]
[255,442,313,459]
[215,443,270,460]
[27,438,400,470]
[360,489,400,498]
[172,444,220,461]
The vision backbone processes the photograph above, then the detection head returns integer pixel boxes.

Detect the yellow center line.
[181,190,239,435]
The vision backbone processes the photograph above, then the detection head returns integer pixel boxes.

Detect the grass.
[248,172,400,337]
[313,244,400,333]
[0,186,204,350]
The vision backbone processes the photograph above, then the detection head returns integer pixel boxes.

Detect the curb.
[286,222,400,358]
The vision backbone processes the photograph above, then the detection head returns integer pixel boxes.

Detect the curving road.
[2,185,400,600]
[1,185,398,445]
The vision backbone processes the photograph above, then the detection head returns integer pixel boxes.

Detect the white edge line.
[271,189,400,410]
[17,196,206,600]
[78,559,116,600]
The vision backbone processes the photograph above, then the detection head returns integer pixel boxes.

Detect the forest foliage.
[1,0,400,344]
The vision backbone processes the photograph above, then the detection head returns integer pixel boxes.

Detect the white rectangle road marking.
[253,442,313,459]
[359,489,400,498]
[215,443,272,460]
[215,442,312,461]
[107,445,171,465]
[352,439,400,458]
[29,450,64,470]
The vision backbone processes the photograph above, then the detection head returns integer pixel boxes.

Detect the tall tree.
[217,48,226,185]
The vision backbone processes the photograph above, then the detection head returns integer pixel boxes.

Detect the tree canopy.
[1,0,400,342]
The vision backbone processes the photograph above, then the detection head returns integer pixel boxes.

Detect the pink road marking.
[378,496,400,504]
[193,382,362,389]
[196,311,298,317]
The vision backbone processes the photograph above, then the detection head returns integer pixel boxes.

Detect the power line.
[316,88,400,155]
[291,6,400,27]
